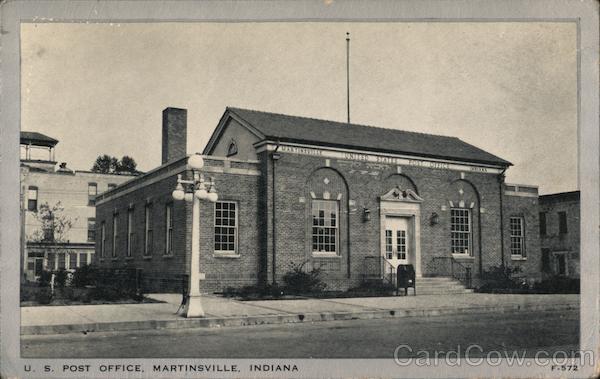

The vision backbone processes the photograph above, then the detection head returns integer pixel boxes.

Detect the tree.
[91,155,139,175]
[28,202,74,244]
[91,154,118,174]
[116,155,138,174]
[28,202,76,284]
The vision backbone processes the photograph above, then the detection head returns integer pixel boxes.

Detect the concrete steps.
[413,277,473,295]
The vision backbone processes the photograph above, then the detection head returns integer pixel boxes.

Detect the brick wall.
[96,149,544,293]
[263,151,512,291]
[539,192,580,278]
[95,156,262,293]
[502,190,542,282]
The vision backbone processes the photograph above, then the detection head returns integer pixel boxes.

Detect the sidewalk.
[21,293,579,335]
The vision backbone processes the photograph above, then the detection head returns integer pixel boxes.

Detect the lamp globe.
[207,190,218,203]
[172,188,185,201]
[188,154,204,170]
[195,187,208,200]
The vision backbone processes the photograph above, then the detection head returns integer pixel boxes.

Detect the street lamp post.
[172,154,218,318]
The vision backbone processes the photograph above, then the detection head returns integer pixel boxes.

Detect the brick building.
[20,132,136,281]
[538,191,580,278]
[95,107,543,292]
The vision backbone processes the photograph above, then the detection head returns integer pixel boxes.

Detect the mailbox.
[397,264,416,296]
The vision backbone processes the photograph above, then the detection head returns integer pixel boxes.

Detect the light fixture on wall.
[363,207,371,222]
[430,212,439,226]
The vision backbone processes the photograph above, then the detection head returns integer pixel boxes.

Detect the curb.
[21,302,579,336]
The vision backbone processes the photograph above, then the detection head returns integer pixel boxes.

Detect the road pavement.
[21,309,579,358]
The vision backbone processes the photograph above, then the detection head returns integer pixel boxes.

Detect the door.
[384,216,410,268]
[34,258,44,277]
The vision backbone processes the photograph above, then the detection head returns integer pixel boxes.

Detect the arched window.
[307,168,348,257]
[447,180,480,257]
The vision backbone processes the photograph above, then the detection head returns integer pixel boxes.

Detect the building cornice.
[256,141,506,174]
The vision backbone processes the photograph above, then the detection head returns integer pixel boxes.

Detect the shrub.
[72,264,98,287]
[37,270,53,287]
[54,269,69,288]
[282,261,326,294]
[20,284,39,302]
[477,265,527,292]
[351,280,397,294]
[34,287,53,304]
[534,276,580,294]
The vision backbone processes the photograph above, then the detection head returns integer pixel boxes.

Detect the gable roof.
[206,107,512,167]
[20,131,59,147]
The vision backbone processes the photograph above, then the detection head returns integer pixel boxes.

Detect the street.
[21,309,579,358]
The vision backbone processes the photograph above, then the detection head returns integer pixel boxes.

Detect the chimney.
[162,107,187,164]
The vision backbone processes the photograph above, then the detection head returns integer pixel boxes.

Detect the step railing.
[429,256,472,289]
[362,256,396,286]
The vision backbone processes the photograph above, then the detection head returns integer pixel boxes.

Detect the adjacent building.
[20,132,136,281]
[538,191,580,278]
[95,107,544,293]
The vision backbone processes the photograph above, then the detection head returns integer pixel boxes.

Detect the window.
[558,211,568,234]
[57,253,66,270]
[227,139,238,157]
[112,213,118,257]
[100,222,106,258]
[214,201,237,254]
[27,186,38,211]
[165,203,174,255]
[311,200,338,254]
[127,208,134,257]
[144,203,153,256]
[397,230,406,260]
[88,183,97,206]
[450,208,472,255]
[539,212,547,236]
[385,230,393,259]
[510,217,526,258]
[68,252,78,269]
[108,183,117,191]
[79,252,89,266]
[87,218,96,241]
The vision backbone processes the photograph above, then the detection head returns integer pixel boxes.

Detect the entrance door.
[384,217,410,268]
[34,258,43,277]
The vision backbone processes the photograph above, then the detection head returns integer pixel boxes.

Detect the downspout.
[271,140,281,284]
[498,168,508,269]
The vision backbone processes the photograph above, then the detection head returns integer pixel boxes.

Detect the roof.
[20,131,58,147]
[539,190,580,203]
[219,107,511,167]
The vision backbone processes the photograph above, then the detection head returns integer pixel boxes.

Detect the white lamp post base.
[182,295,205,318]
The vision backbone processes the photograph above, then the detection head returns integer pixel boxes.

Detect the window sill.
[511,255,527,261]
[142,256,153,260]
[110,257,118,261]
[125,256,134,260]
[213,253,240,259]
[162,254,174,259]
[311,253,340,259]
[451,253,474,261]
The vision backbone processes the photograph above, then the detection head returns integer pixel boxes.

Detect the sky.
[21,22,577,194]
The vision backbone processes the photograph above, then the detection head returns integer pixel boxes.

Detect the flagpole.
[346,32,350,124]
